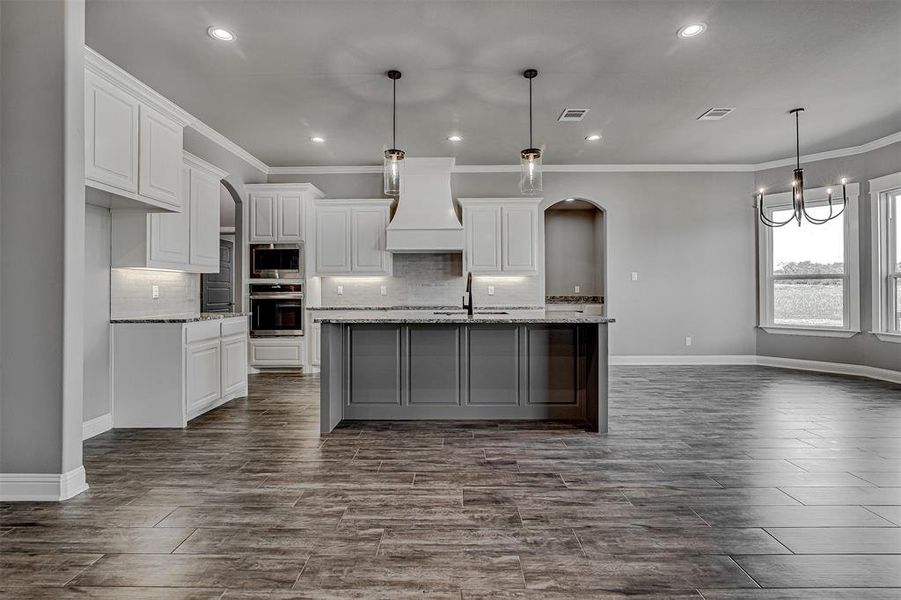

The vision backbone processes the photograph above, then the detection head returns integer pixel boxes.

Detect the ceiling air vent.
[697,107,735,121]
[557,108,590,122]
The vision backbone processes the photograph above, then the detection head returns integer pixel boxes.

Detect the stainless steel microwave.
[250,244,303,279]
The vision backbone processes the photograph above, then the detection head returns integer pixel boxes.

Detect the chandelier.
[758,108,848,227]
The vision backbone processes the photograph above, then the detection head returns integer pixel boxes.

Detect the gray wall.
[1,0,85,475]
[273,169,759,357]
[755,141,901,372]
[84,206,111,421]
[545,207,604,297]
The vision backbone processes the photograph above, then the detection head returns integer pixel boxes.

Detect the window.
[758,183,860,336]
[870,172,901,341]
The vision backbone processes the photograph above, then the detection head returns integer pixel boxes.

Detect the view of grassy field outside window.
[771,206,845,327]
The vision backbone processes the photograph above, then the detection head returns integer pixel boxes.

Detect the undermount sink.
[432,310,509,315]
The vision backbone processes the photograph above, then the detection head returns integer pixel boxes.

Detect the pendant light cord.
[392,77,397,149]
[528,76,533,149]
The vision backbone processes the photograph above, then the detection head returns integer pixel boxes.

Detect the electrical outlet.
[487,285,495,296]
[631,272,639,281]
[685,336,692,347]
[380,285,387,296]
[337,285,344,296]
[151,285,160,299]
[574,284,580,293]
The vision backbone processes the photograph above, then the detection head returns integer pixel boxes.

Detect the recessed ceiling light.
[585,134,602,142]
[310,136,326,144]
[677,23,707,38]
[207,26,236,42]
[446,135,463,142]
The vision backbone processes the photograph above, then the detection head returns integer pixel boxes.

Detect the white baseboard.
[0,466,88,501]
[755,356,901,385]
[82,413,113,440]
[610,354,901,385]
[610,355,758,366]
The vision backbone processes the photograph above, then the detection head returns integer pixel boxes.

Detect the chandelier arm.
[758,199,796,227]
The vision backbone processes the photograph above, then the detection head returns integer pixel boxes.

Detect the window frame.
[757,182,860,337]
[869,171,901,343]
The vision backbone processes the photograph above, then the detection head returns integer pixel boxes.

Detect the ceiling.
[85,1,901,167]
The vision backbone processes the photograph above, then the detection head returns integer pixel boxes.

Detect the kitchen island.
[313,310,614,433]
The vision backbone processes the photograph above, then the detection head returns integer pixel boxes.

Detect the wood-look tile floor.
[2,366,900,599]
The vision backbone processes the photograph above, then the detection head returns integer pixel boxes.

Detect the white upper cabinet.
[85,70,139,194]
[249,193,278,242]
[84,48,190,212]
[314,200,392,276]
[112,152,227,272]
[138,105,183,209]
[278,193,305,242]
[246,185,324,244]
[460,198,541,274]
[315,206,352,274]
[188,163,222,270]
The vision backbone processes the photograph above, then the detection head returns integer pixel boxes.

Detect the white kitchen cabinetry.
[250,337,305,368]
[460,198,541,274]
[84,49,190,212]
[112,316,249,427]
[111,152,228,272]
[314,200,392,276]
[246,184,324,243]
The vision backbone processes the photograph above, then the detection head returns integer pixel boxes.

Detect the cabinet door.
[465,206,502,272]
[221,335,248,397]
[186,340,221,414]
[502,206,538,272]
[149,164,190,266]
[138,105,183,209]
[351,207,389,273]
[249,193,278,242]
[311,323,321,367]
[277,193,304,242]
[189,168,221,270]
[315,207,352,274]
[85,72,139,194]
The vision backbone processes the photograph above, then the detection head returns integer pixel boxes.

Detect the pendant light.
[758,108,848,227]
[520,68,542,194]
[383,70,404,196]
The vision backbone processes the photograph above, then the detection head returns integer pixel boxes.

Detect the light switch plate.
[685,336,692,347]
[337,285,344,296]
[380,286,387,296]
[574,285,580,293]
[487,285,495,296]
[151,285,160,299]
[631,272,639,281]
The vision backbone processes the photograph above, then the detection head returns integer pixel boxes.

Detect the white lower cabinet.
[112,317,248,427]
[250,336,305,368]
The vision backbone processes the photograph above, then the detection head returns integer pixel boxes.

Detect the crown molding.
[752,130,901,171]
[184,150,230,180]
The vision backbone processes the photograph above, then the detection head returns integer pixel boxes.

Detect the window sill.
[873,332,901,344]
[759,326,860,338]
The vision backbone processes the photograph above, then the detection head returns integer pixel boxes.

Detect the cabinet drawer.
[221,317,248,338]
[250,338,304,367]
[185,320,221,344]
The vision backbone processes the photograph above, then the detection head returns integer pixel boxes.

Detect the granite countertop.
[307,305,543,311]
[546,295,604,304]
[111,312,249,324]
[313,309,614,324]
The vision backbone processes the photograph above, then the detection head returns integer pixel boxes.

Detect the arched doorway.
[543,198,606,315]
[201,181,244,313]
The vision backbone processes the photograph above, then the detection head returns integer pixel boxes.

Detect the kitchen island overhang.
[314,311,614,434]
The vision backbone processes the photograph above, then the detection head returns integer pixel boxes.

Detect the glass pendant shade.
[520,148,542,194]
[383,148,404,196]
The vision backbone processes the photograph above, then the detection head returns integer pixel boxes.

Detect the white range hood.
[386,157,463,253]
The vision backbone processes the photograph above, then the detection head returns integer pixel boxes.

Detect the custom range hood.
[386,157,463,253]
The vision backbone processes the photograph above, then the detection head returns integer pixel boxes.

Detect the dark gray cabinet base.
[320,323,609,433]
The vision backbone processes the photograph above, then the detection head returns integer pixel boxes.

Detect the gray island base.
[315,311,614,434]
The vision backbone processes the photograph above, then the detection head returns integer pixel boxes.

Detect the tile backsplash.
[319,253,541,307]
[111,269,200,318]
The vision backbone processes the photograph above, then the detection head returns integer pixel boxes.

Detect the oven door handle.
[249,294,304,300]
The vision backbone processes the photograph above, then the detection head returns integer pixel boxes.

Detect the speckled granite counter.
[313,309,613,324]
[308,305,543,311]
[111,312,249,324]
